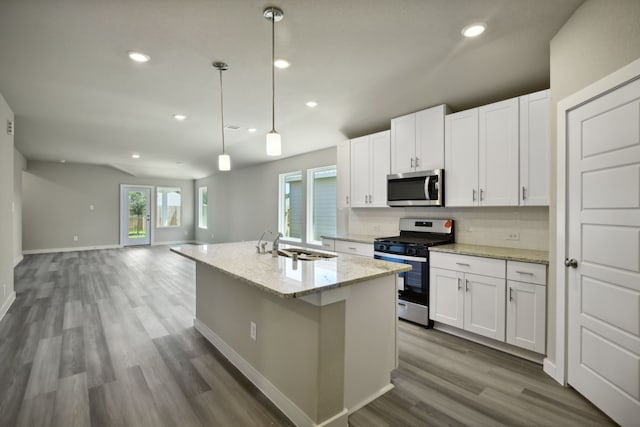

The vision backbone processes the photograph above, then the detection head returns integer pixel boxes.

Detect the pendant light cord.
[219,68,225,154]
[271,10,276,133]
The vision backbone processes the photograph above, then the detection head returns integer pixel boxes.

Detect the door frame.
[551,56,640,385]
[120,184,154,246]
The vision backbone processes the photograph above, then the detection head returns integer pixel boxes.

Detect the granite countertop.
[429,243,549,265]
[320,234,382,244]
[171,242,410,299]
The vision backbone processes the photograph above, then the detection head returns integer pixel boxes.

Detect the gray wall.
[194,147,336,244]
[22,161,195,251]
[0,93,15,311]
[547,0,640,363]
[13,149,26,265]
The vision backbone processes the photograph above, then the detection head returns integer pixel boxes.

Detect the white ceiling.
[0,0,583,179]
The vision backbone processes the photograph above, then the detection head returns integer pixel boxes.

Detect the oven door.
[374,251,428,304]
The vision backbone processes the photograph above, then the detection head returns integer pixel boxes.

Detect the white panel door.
[506,280,546,353]
[445,109,479,207]
[520,90,550,206]
[567,76,640,426]
[429,267,463,328]
[391,113,415,174]
[369,130,390,207]
[463,273,506,340]
[350,135,370,208]
[415,105,446,171]
[479,98,519,206]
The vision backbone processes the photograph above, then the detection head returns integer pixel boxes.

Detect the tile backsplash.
[346,206,549,251]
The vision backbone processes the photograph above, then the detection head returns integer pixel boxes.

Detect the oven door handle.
[374,251,427,263]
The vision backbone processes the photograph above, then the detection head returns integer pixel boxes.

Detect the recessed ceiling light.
[60,160,66,163]
[274,59,290,69]
[248,128,257,133]
[173,114,187,121]
[461,23,486,38]
[306,101,318,108]
[128,51,150,63]
[131,153,140,159]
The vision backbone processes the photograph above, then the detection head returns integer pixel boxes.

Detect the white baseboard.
[0,292,16,322]
[347,383,394,415]
[13,255,23,267]
[22,244,123,255]
[543,358,563,384]
[194,318,348,427]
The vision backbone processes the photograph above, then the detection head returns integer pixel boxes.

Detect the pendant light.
[264,7,283,156]
[213,61,231,171]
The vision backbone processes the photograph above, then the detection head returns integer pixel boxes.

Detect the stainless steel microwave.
[386,169,444,207]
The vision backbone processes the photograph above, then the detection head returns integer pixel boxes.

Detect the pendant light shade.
[264,7,283,156]
[213,61,230,171]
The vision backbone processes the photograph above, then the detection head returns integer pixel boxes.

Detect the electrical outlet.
[506,232,520,241]
[211,233,214,239]
[73,235,78,241]
[184,230,188,236]
[250,321,257,341]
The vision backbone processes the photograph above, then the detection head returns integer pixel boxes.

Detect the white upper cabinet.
[478,98,520,206]
[445,97,520,207]
[350,130,390,208]
[391,105,447,174]
[445,108,479,206]
[519,89,550,206]
[337,139,350,209]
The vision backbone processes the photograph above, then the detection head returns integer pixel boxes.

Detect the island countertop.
[171,242,410,299]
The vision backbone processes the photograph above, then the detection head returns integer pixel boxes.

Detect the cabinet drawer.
[430,252,505,278]
[320,238,335,251]
[507,261,546,286]
[335,240,373,257]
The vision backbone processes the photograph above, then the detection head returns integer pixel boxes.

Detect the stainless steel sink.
[272,247,337,261]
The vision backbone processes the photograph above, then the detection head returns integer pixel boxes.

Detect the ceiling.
[0,0,583,179]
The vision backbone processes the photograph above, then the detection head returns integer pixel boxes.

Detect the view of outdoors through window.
[128,191,148,238]
[282,172,302,240]
[309,167,337,243]
[199,187,208,229]
[156,187,181,227]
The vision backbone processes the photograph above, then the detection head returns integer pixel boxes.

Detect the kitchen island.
[171,242,410,427]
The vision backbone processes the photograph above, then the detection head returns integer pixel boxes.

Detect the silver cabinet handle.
[522,186,526,201]
[398,302,407,308]
[410,157,414,168]
[457,277,461,290]
[415,157,420,168]
[348,247,357,251]
[509,287,513,302]
[515,270,534,275]
[480,188,484,201]
[346,195,349,205]
[465,278,469,292]
[365,195,368,204]
[472,189,476,201]
[455,262,470,267]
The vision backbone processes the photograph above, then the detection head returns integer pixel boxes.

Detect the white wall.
[194,148,336,245]
[546,0,640,364]
[0,93,15,315]
[22,161,196,251]
[13,149,26,265]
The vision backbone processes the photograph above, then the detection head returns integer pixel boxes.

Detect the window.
[198,186,208,229]
[156,187,181,227]
[278,171,303,241]
[307,166,337,244]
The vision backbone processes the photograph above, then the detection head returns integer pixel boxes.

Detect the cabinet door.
[463,273,506,340]
[415,105,446,171]
[429,267,463,328]
[506,280,546,353]
[350,135,370,208]
[445,109,479,206]
[391,113,416,174]
[369,130,390,207]
[337,139,351,209]
[519,90,550,206]
[478,98,519,206]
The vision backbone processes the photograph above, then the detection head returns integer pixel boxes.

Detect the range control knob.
[406,246,417,256]
[377,243,388,252]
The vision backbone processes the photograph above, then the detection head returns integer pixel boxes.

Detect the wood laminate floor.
[1,246,615,427]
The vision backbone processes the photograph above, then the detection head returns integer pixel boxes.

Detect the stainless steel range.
[374,218,454,327]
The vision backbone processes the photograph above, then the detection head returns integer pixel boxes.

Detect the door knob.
[564,258,578,268]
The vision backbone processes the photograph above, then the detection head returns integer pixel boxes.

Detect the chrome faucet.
[272,232,283,257]
[257,230,269,254]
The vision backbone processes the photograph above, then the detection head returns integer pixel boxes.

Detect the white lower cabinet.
[429,253,506,341]
[430,252,547,354]
[322,238,373,257]
[506,261,547,353]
